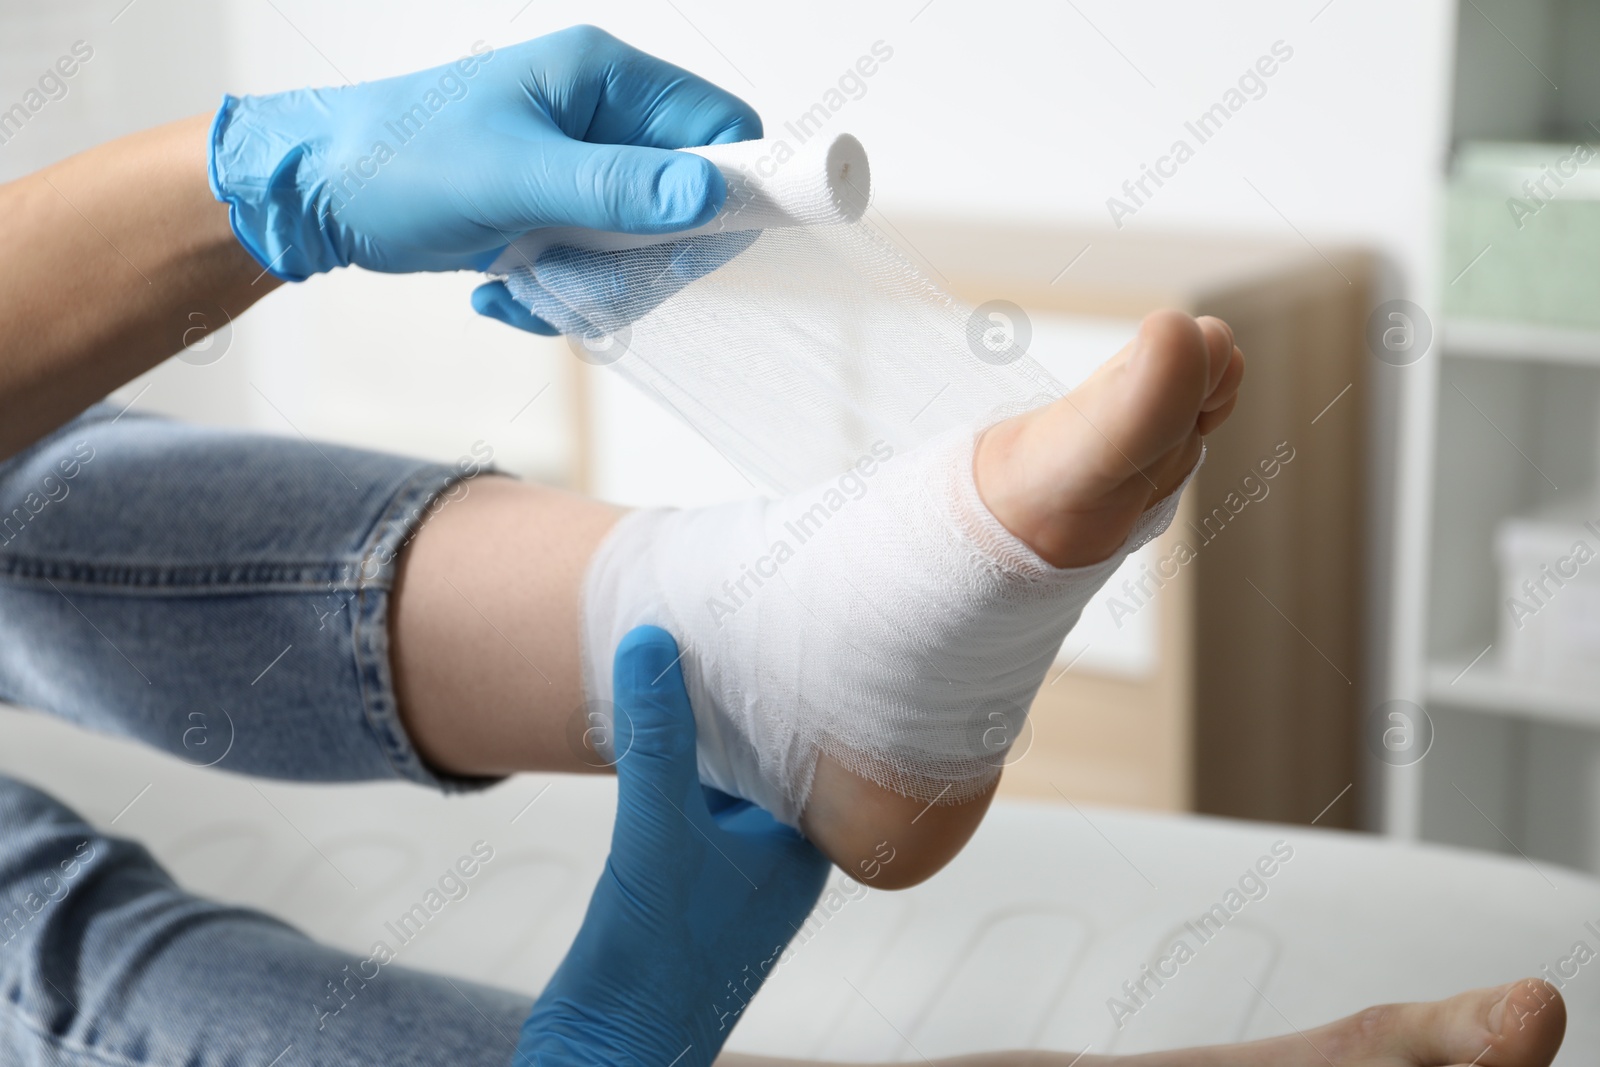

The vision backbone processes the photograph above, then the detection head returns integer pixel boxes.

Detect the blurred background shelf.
[1384,0,1600,875]
[1426,653,1600,726]
[1444,319,1600,367]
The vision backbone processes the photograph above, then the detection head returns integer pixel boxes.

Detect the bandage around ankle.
[581,429,1190,827]
[490,133,1066,493]
[501,132,1196,824]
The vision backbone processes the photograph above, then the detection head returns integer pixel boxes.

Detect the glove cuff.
[207,92,344,282]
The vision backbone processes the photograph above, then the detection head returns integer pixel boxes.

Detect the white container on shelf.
[1496,504,1600,682]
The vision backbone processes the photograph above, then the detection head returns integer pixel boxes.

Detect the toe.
[1483,978,1566,1066]
[1125,310,1212,441]
[1196,315,1236,389]
[1201,346,1246,414]
[1395,979,1565,1066]
[1196,392,1238,436]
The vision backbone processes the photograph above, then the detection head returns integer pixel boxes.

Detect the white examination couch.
[1,704,1595,1064]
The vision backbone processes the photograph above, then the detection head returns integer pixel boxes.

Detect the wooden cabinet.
[893,221,1371,827]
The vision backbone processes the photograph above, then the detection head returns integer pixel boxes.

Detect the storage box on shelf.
[1443,142,1600,331]
[1404,318,1600,865]
[1390,0,1600,868]
[1495,507,1600,684]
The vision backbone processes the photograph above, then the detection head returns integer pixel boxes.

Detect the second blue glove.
[516,626,830,1067]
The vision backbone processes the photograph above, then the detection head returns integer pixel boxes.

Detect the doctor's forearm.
[0,113,276,460]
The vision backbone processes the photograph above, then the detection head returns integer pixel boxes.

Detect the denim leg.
[0,405,496,791]
[0,774,532,1067]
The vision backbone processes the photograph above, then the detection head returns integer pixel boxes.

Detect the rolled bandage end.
[490,132,872,277]
[688,132,870,230]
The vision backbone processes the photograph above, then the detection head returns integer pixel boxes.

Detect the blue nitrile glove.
[517,626,829,1067]
[207,25,760,315]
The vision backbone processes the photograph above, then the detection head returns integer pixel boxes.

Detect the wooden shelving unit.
[1427,653,1600,728]
[1382,0,1600,871]
[1445,320,1600,368]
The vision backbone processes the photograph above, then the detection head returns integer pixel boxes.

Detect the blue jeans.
[0,405,533,1065]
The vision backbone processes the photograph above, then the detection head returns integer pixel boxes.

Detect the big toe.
[1482,979,1566,1066]
[1113,309,1214,466]
[1401,979,1566,1066]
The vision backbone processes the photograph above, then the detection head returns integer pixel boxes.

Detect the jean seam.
[0,998,159,1067]
[348,468,502,796]
[0,557,376,594]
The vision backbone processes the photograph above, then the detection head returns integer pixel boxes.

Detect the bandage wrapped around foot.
[491,135,1191,824]
[582,430,1186,825]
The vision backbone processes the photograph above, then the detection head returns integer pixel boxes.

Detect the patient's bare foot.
[1093,978,1566,1067]
[803,311,1244,888]
[975,309,1242,568]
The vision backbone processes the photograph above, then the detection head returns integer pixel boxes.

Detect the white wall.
[3,0,1455,470]
[216,0,1456,281]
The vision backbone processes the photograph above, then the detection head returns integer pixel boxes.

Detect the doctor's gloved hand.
[207,25,759,299]
[516,626,830,1067]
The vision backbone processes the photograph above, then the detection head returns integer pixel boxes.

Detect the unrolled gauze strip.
[492,133,1065,493]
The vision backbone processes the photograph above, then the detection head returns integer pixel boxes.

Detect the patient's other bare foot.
[802,311,1244,888]
[1091,977,1567,1067]
[722,982,1565,1067]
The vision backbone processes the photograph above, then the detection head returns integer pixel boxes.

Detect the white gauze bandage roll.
[491,134,1195,826]
[500,133,872,262]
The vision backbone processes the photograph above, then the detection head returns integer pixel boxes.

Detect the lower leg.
[389,477,621,777]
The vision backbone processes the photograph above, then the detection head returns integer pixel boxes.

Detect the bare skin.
[3,113,1564,1067]
[717,979,1566,1067]
[0,114,278,460]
